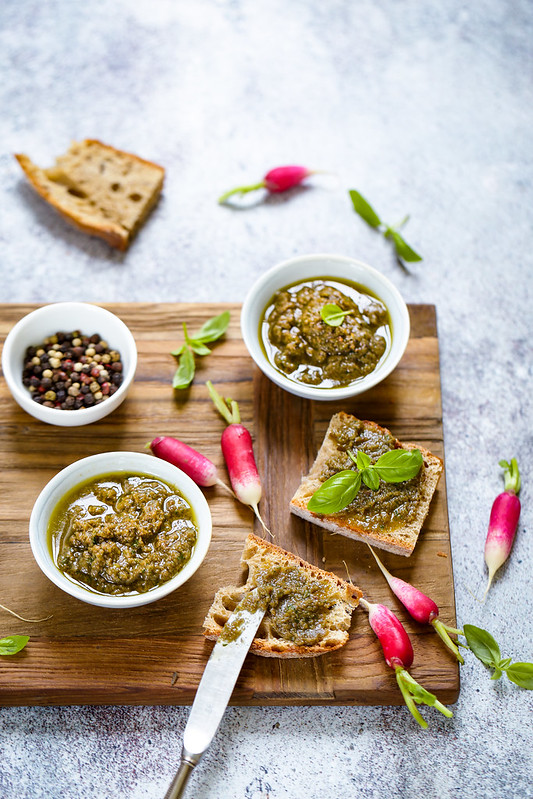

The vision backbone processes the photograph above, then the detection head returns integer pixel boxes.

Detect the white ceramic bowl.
[241,254,410,401]
[29,451,212,608]
[2,302,137,426]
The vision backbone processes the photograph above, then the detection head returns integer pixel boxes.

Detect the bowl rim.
[240,252,410,401]
[29,451,212,608]
[1,302,137,427]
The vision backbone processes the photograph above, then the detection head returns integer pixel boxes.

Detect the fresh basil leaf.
[356,451,371,470]
[505,662,533,690]
[374,448,423,483]
[170,344,186,357]
[320,304,351,327]
[491,668,503,681]
[463,624,501,667]
[349,190,382,228]
[307,470,361,514]
[193,310,231,343]
[172,346,195,389]
[0,635,29,655]
[389,231,423,263]
[188,340,212,356]
[361,467,380,490]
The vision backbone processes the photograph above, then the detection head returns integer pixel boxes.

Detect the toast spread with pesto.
[290,412,443,556]
[203,533,362,658]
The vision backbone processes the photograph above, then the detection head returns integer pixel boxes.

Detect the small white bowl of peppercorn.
[1,302,137,426]
[241,253,410,401]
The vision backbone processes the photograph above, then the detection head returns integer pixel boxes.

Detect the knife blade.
[163,589,266,799]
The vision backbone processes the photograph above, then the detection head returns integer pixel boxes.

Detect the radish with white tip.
[483,458,521,600]
[359,597,453,728]
[206,381,270,535]
[367,545,464,663]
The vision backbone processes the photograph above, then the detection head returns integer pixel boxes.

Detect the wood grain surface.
[0,303,459,706]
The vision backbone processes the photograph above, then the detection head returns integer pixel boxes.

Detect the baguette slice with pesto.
[290,412,443,556]
[203,533,362,658]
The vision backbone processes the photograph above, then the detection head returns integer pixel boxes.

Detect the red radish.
[360,597,413,669]
[483,458,521,600]
[367,545,464,663]
[359,597,453,728]
[218,165,314,203]
[206,381,270,534]
[148,436,233,495]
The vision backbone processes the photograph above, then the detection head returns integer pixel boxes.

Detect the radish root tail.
[251,503,273,539]
[0,603,52,623]
[215,478,236,498]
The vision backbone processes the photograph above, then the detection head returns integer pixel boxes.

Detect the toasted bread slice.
[203,533,362,658]
[15,140,164,250]
[290,412,443,556]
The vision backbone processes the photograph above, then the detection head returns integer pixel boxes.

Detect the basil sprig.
[320,304,353,327]
[171,311,230,390]
[349,189,422,265]
[0,635,29,656]
[307,447,423,514]
[462,625,533,689]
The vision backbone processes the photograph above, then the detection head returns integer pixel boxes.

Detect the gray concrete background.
[1,1,532,797]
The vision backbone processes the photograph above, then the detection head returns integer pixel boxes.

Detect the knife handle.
[163,757,196,799]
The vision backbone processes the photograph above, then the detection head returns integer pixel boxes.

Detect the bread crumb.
[437,551,448,558]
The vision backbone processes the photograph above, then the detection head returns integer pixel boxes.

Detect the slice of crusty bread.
[15,140,165,250]
[290,412,443,556]
[203,533,362,658]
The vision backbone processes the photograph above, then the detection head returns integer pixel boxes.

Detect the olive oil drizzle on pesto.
[48,473,198,595]
[261,278,391,388]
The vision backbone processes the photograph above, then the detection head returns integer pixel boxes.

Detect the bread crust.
[290,412,443,556]
[203,533,362,658]
[15,140,165,250]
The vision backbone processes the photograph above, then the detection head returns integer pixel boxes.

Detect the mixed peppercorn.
[22,331,123,410]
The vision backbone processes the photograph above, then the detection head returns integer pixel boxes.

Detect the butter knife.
[163,589,266,799]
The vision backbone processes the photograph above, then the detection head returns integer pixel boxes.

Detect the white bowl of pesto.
[241,253,410,401]
[29,451,212,608]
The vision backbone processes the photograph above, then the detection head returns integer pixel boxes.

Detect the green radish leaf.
[320,304,352,327]
[375,448,423,482]
[463,624,501,667]
[505,662,533,690]
[307,470,362,514]
[500,457,521,494]
[361,467,380,490]
[172,346,195,389]
[407,681,440,707]
[389,230,423,263]
[349,190,382,228]
[356,451,371,470]
[0,635,29,655]
[193,310,230,343]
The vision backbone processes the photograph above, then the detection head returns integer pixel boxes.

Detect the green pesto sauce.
[222,566,336,647]
[320,418,423,532]
[48,472,198,596]
[260,278,392,389]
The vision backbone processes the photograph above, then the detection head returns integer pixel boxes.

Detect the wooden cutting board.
[0,303,459,707]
